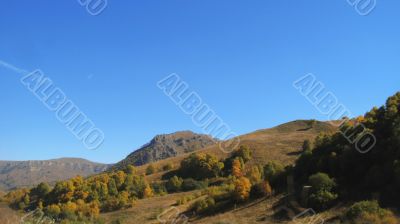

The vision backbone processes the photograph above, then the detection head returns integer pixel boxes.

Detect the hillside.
[0,119,340,224]
[0,158,112,190]
[114,131,216,168]
[135,120,337,177]
[99,190,346,224]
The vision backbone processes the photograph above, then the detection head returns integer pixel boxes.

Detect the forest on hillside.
[1,92,400,224]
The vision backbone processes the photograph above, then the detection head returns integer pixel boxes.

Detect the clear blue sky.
[1,0,399,164]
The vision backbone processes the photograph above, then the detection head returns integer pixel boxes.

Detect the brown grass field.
[100,120,339,224]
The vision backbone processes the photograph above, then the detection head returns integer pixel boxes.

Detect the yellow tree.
[248,166,262,184]
[263,181,273,196]
[113,171,127,188]
[232,158,243,178]
[143,184,154,198]
[233,177,251,202]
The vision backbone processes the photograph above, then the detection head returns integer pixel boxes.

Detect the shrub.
[308,190,337,211]
[232,145,252,163]
[162,163,174,171]
[345,200,397,224]
[45,204,61,219]
[250,181,272,199]
[263,161,284,186]
[151,182,167,195]
[247,166,263,184]
[308,173,336,192]
[166,176,183,193]
[182,179,208,191]
[176,195,195,205]
[205,184,235,203]
[302,140,312,152]
[192,197,216,214]
[146,164,156,175]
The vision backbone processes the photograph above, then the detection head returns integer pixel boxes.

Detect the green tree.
[308,173,336,192]
[108,179,118,196]
[233,145,252,163]
[302,140,312,152]
[263,161,285,188]
[166,176,183,193]
[146,164,156,175]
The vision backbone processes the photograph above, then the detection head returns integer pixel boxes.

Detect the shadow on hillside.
[286,151,302,156]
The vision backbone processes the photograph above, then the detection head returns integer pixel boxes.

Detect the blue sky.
[1,0,399,164]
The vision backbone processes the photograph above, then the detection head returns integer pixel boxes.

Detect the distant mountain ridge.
[114,131,216,168]
[0,158,112,191]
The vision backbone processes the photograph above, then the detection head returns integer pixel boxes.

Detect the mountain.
[114,131,216,168]
[100,120,340,223]
[135,120,338,176]
[0,158,112,191]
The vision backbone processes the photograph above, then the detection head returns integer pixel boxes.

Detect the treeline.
[1,166,153,223]
[3,92,400,223]
[164,146,285,215]
[292,92,400,223]
[1,145,284,222]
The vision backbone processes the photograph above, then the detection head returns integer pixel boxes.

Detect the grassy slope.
[100,120,338,223]
[135,120,336,177]
[0,202,21,223]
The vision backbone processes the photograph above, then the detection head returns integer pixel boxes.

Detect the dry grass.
[100,120,339,224]
[0,203,21,224]
[100,191,200,224]
[138,120,336,177]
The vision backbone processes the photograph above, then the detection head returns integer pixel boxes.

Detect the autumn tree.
[247,166,263,184]
[179,153,224,180]
[233,145,252,163]
[143,184,154,198]
[233,177,252,202]
[45,204,61,219]
[232,158,244,178]
[163,163,174,171]
[146,164,156,175]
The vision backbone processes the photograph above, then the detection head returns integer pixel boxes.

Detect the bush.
[162,163,174,171]
[308,190,337,211]
[151,182,167,195]
[45,204,61,219]
[146,164,156,175]
[166,176,183,193]
[192,197,216,214]
[302,140,312,152]
[176,195,195,205]
[205,184,234,202]
[308,173,336,192]
[250,181,272,199]
[345,200,397,224]
[263,161,284,187]
[232,145,252,163]
[182,179,208,191]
